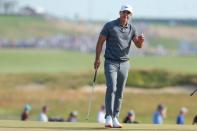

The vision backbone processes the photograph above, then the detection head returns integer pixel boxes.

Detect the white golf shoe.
[105,115,113,128]
[112,117,123,128]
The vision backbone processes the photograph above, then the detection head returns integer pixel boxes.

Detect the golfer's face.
[120,11,131,23]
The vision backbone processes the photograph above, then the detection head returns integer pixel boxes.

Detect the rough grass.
[0,69,196,90]
[97,70,197,88]
[0,15,60,39]
[0,15,95,40]
[0,120,196,131]
[0,88,197,125]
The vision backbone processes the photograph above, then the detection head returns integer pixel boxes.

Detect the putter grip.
[93,70,97,83]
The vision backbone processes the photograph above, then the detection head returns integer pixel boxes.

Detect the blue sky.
[18,0,197,20]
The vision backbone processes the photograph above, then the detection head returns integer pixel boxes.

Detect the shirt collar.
[117,18,129,28]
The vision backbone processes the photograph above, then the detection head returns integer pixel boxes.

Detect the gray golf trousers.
[104,59,130,118]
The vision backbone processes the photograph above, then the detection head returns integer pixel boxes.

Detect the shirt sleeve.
[131,25,137,40]
[100,23,110,37]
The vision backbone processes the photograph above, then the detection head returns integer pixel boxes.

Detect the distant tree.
[0,0,4,13]
[0,0,17,14]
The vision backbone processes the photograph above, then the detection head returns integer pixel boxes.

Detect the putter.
[86,69,98,120]
[190,88,197,96]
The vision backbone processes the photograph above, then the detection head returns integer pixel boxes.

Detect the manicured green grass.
[0,120,196,131]
[0,49,196,74]
[0,49,94,73]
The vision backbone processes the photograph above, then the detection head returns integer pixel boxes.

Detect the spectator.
[152,104,167,124]
[97,105,105,123]
[123,110,139,124]
[67,111,78,122]
[21,104,32,121]
[176,107,188,125]
[193,115,197,125]
[39,105,48,122]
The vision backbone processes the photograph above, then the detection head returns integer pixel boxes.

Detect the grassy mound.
[0,70,196,89]
[0,15,93,40]
[97,70,197,88]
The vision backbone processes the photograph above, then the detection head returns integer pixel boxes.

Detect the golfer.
[94,5,144,128]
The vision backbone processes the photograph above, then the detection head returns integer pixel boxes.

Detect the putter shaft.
[190,88,197,96]
[86,70,97,120]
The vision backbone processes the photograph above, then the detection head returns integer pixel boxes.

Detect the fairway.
[0,120,196,131]
[0,49,196,74]
[0,49,94,73]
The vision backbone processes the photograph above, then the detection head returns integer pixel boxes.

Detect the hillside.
[0,15,197,51]
[0,15,98,40]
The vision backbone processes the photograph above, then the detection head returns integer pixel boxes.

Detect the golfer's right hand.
[94,59,100,70]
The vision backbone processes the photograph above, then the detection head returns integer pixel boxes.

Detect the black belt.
[105,58,128,62]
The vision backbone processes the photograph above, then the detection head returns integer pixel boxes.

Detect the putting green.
[0,120,196,131]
